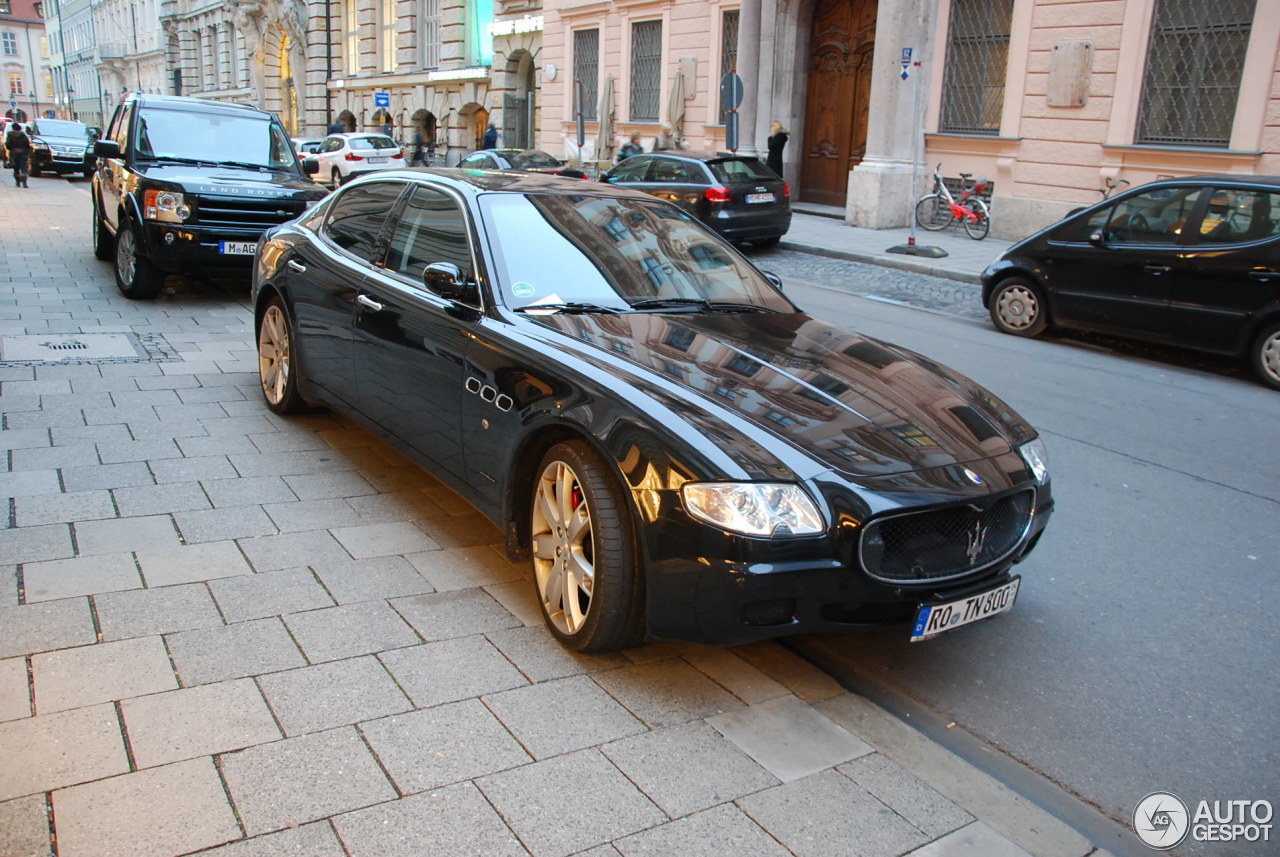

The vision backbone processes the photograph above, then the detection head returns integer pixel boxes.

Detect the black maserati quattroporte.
[253,168,1053,652]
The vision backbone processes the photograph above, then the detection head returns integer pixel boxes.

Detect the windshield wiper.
[513,302,622,315]
[626,298,771,313]
[142,155,217,166]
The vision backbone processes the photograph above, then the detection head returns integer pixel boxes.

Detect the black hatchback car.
[982,175,1280,390]
[600,152,791,248]
[253,169,1051,652]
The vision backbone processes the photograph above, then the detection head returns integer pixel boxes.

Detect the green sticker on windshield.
[511,282,535,298]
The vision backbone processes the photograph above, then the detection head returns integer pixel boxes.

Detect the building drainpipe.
[325,0,334,128]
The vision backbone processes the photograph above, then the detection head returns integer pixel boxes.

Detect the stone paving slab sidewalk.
[1,178,1112,857]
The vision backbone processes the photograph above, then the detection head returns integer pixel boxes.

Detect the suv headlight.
[33,140,49,152]
[1019,437,1049,484]
[682,482,824,537]
[143,189,192,223]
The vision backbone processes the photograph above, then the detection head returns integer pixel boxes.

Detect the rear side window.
[709,158,774,182]
[324,182,405,263]
[1197,188,1280,244]
[651,158,697,183]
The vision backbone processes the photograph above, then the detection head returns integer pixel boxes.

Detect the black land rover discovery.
[92,94,326,299]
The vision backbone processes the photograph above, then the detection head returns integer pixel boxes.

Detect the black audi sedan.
[599,152,791,248]
[253,169,1052,652]
[982,175,1280,390]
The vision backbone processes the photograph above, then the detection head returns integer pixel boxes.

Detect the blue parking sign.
[374,91,390,108]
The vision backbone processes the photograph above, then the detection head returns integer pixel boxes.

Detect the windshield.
[33,120,89,139]
[134,107,300,170]
[509,150,561,168]
[709,158,776,183]
[479,193,794,313]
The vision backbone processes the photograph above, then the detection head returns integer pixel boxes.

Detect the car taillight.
[784,183,791,199]
[391,152,404,159]
[705,186,732,203]
[344,152,363,161]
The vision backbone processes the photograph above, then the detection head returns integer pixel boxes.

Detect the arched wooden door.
[800,0,877,206]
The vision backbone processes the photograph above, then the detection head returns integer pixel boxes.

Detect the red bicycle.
[914,165,990,240]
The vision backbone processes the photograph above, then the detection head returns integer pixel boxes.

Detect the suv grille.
[195,196,310,231]
[860,489,1035,584]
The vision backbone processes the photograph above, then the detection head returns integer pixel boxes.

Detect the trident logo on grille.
[966,519,989,565]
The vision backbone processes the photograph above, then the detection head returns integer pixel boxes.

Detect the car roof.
[641,151,764,164]
[1145,174,1280,188]
[127,93,273,119]
[346,166,666,203]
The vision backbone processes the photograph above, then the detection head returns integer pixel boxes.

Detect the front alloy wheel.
[531,442,642,652]
[114,223,165,299]
[989,277,1048,337]
[257,298,307,414]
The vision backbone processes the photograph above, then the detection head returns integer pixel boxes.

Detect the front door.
[801,0,876,206]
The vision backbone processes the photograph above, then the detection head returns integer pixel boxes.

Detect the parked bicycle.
[914,165,991,240]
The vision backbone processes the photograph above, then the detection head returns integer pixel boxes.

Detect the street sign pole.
[719,71,744,153]
[887,45,947,259]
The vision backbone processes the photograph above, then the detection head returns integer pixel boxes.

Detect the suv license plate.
[368,157,388,164]
[746,192,775,204]
[910,577,1020,642]
[219,242,257,256]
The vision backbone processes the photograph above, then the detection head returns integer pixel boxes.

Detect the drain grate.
[0,333,179,364]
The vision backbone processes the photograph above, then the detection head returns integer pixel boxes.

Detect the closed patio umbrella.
[596,75,615,162]
[667,68,686,146]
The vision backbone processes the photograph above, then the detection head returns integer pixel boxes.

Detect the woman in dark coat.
[5,124,31,187]
[766,120,788,178]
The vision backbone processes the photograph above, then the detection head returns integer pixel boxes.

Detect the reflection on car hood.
[133,164,325,198]
[531,312,1035,480]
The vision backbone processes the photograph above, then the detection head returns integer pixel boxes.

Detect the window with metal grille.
[421,0,440,68]
[630,20,662,122]
[574,28,599,121]
[1136,0,1255,148]
[939,0,1014,135]
[720,10,739,125]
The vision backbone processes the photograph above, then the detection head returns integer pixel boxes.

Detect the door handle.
[1247,270,1276,282]
[287,259,307,273]
[356,294,384,312]
[1143,265,1171,275]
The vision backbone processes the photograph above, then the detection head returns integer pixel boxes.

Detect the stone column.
[846,0,938,228]
[736,0,761,155]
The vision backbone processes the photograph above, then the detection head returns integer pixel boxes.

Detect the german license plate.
[368,157,388,164]
[910,577,1020,642]
[746,192,775,204]
[219,242,257,256]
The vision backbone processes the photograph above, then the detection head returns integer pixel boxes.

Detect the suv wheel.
[91,199,112,261]
[114,222,165,299]
[331,168,343,187]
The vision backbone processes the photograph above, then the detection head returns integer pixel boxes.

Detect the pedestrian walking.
[653,123,677,152]
[410,129,425,166]
[482,123,498,149]
[5,122,31,187]
[616,132,643,162]
[766,120,788,178]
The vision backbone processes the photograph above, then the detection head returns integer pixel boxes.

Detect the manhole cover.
[1,333,152,363]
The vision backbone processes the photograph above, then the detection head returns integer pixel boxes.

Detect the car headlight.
[33,141,50,152]
[682,482,824,537]
[142,189,192,223]
[1019,437,1049,484]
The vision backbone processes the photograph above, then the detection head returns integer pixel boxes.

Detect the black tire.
[91,199,112,261]
[963,199,990,240]
[989,276,1049,338]
[331,168,343,188]
[914,194,951,231]
[29,163,41,178]
[752,235,782,249]
[530,441,644,652]
[257,297,308,413]
[114,221,165,299]
[1250,320,1280,391]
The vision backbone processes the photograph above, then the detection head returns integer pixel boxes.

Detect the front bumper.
[641,483,1053,646]
[138,222,264,274]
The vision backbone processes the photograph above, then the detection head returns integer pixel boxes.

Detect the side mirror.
[423,262,477,304]
[94,139,121,158]
[1088,230,1109,246]
[302,157,319,176]
[762,271,784,291]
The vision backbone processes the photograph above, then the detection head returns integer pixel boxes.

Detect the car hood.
[529,311,1036,481]
[134,164,325,199]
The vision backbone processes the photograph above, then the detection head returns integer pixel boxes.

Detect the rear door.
[1167,186,1280,353]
